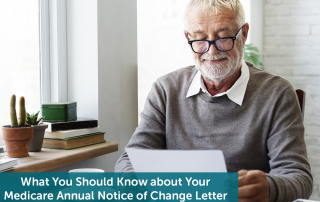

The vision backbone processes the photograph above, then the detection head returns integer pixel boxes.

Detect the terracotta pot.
[2,125,34,157]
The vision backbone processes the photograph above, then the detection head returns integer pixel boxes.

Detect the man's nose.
[207,43,220,56]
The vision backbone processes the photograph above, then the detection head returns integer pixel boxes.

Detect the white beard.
[194,41,243,83]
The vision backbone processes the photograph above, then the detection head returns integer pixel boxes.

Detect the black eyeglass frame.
[187,25,244,54]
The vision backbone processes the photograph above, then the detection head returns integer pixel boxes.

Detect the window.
[137,0,193,120]
[0,0,40,145]
[137,0,252,120]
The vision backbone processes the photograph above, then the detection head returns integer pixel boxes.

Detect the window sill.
[5,142,118,172]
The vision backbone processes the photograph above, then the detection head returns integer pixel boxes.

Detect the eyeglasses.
[187,25,243,54]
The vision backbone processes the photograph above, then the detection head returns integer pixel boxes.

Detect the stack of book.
[42,118,105,150]
[0,147,17,172]
[0,158,17,172]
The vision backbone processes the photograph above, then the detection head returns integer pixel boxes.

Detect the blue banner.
[0,172,238,201]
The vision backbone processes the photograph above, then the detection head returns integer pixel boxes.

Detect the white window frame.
[39,0,50,104]
[249,0,263,57]
[40,0,68,104]
[240,0,263,56]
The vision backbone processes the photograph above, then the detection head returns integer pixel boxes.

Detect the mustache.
[200,52,229,61]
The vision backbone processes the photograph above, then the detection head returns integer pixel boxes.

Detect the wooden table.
[6,142,118,172]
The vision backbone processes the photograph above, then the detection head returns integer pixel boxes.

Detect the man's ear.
[242,23,249,45]
[184,31,189,40]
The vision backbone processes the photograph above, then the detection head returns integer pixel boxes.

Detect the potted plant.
[27,111,48,152]
[2,95,33,157]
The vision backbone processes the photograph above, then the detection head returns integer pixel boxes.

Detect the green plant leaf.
[26,111,42,125]
[34,111,39,119]
[243,43,264,70]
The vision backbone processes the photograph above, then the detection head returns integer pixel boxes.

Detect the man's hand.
[238,170,269,202]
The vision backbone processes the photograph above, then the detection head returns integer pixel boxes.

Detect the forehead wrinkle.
[189,19,208,33]
[190,21,233,37]
[187,6,238,35]
[192,29,205,34]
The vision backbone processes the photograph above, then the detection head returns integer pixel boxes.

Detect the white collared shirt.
[186,60,250,106]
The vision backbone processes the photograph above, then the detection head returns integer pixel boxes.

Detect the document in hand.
[125,148,227,172]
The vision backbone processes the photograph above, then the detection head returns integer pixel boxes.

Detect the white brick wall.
[263,0,320,200]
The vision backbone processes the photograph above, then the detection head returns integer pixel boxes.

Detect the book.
[0,157,18,172]
[44,126,101,139]
[42,132,105,150]
[43,117,98,132]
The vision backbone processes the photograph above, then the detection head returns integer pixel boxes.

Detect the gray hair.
[184,0,246,31]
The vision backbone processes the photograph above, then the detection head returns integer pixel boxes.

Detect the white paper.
[125,148,227,172]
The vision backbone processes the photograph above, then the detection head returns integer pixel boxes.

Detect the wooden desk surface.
[6,142,118,172]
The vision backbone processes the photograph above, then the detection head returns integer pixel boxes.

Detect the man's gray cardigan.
[115,62,313,202]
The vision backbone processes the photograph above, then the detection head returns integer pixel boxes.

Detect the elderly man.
[115,0,312,201]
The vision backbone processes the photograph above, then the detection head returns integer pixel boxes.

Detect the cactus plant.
[18,96,26,126]
[10,94,27,127]
[3,95,33,157]
[10,95,18,127]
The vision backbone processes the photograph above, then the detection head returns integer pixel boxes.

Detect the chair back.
[295,89,306,120]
